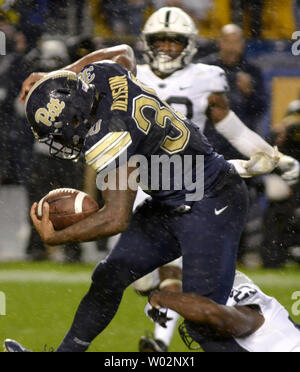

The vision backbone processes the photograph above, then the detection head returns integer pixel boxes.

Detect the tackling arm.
[19,44,137,103]
[207,94,275,158]
[149,291,264,339]
[31,165,137,246]
[207,93,300,182]
[64,44,137,75]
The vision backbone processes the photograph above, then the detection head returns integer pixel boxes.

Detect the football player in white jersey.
[145,270,300,352]
[136,7,299,181]
[134,6,300,352]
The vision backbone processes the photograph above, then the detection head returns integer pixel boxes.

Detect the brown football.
[37,188,99,231]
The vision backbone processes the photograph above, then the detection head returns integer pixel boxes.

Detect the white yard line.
[0,270,299,289]
[0,270,91,284]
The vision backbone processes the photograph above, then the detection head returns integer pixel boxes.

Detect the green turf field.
[0,261,300,352]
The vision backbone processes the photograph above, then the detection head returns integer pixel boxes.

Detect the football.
[37,188,99,230]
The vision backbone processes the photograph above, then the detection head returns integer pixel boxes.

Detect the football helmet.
[142,7,198,75]
[39,39,70,72]
[286,100,300,116]
[25,70,96,160]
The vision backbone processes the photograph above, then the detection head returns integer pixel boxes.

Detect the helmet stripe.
[165,10,171,28]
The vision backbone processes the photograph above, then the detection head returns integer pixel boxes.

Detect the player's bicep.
[206,93,230,124]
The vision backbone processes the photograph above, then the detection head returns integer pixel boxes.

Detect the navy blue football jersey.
[80,61,230,206]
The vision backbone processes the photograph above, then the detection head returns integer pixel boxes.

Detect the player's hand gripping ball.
[37,188,99,230]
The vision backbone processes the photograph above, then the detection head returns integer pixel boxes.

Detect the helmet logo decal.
[35,98,66,127]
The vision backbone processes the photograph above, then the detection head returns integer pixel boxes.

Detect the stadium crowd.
[0,0,299,269]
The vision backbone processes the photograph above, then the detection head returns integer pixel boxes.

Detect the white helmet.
[142,7,198,75]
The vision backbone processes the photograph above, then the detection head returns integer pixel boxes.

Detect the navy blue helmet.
[25,70,96,160]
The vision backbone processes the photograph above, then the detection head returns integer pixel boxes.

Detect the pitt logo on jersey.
[35,98,65,127]
[79,65,96,84]
[109,75,128,112]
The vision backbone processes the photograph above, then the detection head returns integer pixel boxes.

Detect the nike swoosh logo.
[215,206,229,216]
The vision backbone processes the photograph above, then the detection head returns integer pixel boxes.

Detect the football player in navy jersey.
[5,45,279,352]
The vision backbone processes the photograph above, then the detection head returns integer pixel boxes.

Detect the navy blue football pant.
[57,171,249,352]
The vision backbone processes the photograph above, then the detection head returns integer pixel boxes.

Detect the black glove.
[144,292,173,328]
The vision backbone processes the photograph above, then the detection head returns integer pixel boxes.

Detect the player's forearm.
[64,44,137,75]
[150,291,219,325]
[215,111,299,181]
[150,291,262,338]
[215,110,274,158]
[48,178,136,245]
[49,207,128,245]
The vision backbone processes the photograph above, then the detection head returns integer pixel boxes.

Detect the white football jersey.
[226,271,300,352]
[136,63,228,132]
[136,265,300,352]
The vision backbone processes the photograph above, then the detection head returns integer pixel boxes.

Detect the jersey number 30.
[132,94,190,155]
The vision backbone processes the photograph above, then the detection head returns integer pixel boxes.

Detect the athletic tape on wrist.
[159,279,182,290]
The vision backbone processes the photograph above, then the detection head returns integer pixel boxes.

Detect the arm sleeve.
[214,110,275,158]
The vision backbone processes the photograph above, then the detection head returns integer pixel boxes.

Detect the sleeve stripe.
[86,133,132,173]
[94,136,132,173]
[86,132,130,166]
[85,132,126,164]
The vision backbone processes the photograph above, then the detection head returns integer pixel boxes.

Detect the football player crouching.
[145,270,300,352]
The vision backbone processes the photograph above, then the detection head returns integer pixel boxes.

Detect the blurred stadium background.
[0,0,300,352]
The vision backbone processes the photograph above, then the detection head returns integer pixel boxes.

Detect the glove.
[245,146,280,176]
[144,302,173,328]
[277,153,300,185]
[229,146,280,178]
